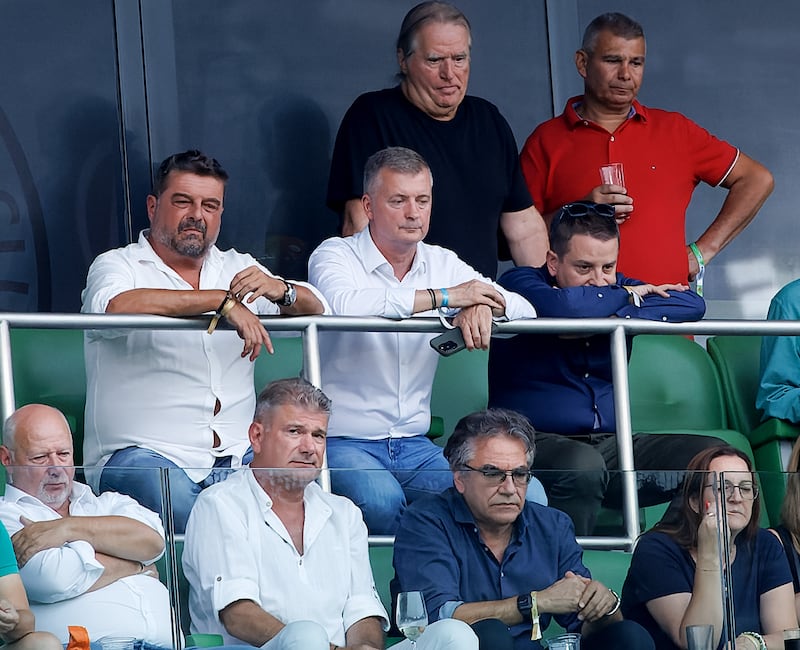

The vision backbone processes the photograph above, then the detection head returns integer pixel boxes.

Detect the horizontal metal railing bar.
[2,311,798,552]
[3,312,800,336]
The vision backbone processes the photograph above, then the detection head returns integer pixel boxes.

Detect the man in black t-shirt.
[326,1,547,278]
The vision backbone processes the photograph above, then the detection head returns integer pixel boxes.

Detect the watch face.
[282,282,296,306]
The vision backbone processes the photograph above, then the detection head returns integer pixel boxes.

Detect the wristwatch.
[517,592,533,622]
[275,279,297,307]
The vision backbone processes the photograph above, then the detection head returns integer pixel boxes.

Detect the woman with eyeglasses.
[768,436,800,623]
[621,445,796,649]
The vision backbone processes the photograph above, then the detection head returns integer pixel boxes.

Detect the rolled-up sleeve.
[81,250,136,315]
[309,238,415,318]
[342,507,389,632]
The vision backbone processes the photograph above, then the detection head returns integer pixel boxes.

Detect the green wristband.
[689,242,705,297]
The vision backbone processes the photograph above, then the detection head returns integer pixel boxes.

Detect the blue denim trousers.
[98,446,254,533]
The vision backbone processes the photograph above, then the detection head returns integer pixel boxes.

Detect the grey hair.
[581,12,644,54]
[396,1,472,63]
[2,412,18,450]
[254,377,331,423]
[443,408,536,471]
[363,146,432,197]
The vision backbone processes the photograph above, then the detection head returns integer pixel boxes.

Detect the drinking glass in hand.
[396,591,428,647]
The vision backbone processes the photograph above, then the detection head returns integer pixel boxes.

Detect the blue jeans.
[327,436,547,534]
[99,446,253,533]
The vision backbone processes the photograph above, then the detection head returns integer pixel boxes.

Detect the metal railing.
[3,312,800,552]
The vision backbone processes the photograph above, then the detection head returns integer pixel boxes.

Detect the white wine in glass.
[396,591,428,647]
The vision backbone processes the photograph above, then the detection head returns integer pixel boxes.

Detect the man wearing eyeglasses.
[520,12,773,288]
[392,408,654,650]
[487,202,718,536]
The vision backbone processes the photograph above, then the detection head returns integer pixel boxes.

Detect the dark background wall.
[0,0,794,317]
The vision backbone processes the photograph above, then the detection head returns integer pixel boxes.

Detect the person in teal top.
[0,525,60,648]
[758,279,800,422]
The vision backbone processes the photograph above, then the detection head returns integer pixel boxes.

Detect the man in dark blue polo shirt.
[487,202,718,535]
[392,408,653,650]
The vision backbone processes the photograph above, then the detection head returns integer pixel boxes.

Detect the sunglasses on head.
[556,201,616,223]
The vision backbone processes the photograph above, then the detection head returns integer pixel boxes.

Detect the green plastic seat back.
[430,349,489,445]
[629,335,727,431]
[253,335,304,392]
[706,335,763,435]
[9,328,86,464]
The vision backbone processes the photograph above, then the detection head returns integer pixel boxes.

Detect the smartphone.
[430,328,466,356]
[430,323,499,357]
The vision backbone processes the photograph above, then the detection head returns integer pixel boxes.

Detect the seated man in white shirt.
[183,377,478,649]
[0,525,60,649]
[80,149,326,533]
[309,146,543,534]
[0,404,174,648]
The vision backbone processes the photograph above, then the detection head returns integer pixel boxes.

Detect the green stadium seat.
[706,335,800,525]
[9,328,86,464]
[594,335,765,532]
[430,349,489,445]
[628,335,756,459]
[253,334,304,392]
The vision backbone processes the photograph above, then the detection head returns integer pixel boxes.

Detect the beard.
[254,467,320,492]
[154,217,212,258]
[36,482,70,510]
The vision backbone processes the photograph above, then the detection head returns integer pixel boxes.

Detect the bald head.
[1,404,75,511]
[3,404,72,452]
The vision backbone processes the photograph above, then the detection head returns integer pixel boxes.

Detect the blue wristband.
[440,288,449,308]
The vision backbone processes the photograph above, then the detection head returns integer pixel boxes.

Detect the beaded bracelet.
[740,631,766,650]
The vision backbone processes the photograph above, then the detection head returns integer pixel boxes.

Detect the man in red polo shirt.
[520,12,773,286]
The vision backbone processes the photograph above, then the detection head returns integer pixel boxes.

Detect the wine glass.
[396,591,428,647]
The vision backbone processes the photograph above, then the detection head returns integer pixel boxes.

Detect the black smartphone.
[429,328,466,356]
[430,322,500,356]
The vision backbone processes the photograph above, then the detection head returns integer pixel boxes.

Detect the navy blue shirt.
[392,487,588,649]
[488,265,706,434]
[622,530,792,650]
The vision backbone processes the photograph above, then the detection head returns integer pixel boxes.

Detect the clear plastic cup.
[100,637,136,650]
[547,632,581,650]
[599,162,625,187]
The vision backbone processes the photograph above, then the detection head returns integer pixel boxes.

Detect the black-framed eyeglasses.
[461,464,533,486]
[556,201,616,224]
[704,480,759,501]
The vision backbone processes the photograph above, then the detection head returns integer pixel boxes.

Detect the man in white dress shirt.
[0,404,173,648]
[309,146,541,535]
[183,377,477,649]
[80,149,326,532]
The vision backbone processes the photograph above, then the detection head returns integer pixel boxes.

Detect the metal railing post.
[0,320,13,424]
[610,325,640,548]
[301,322,329,491]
